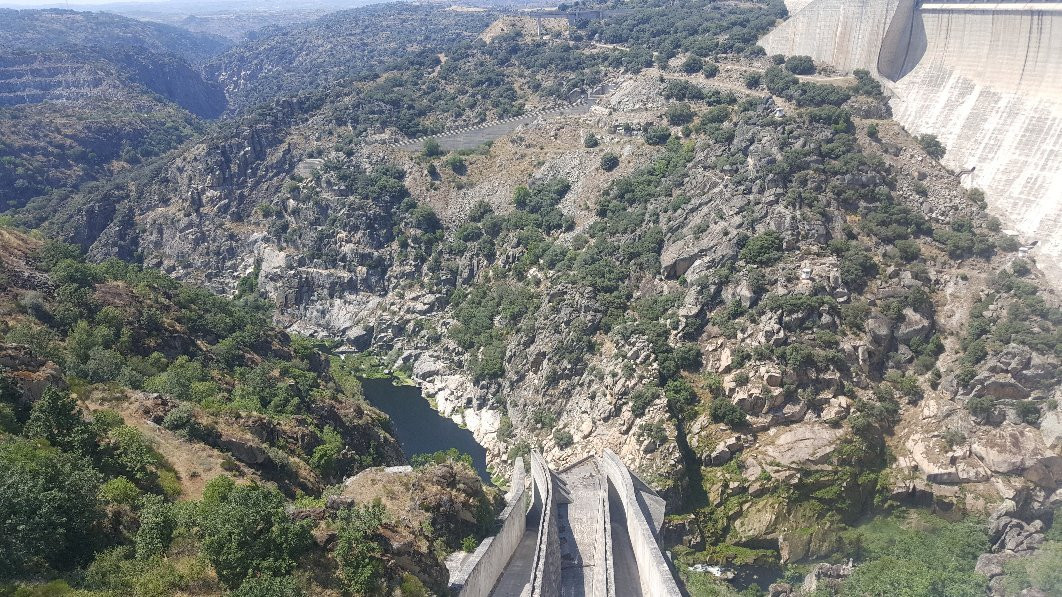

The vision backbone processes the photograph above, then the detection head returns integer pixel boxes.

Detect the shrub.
[644,125,672,146]
[99,476,141,506]
[702,61,719,78]
[630,386,658,417]
[744,72,762,89]
[853,69,884,97]
[600,153,620,171]
[966,395,995,419]
[199,483,313,588]
[739,231,784,265]
[681,55,704,74]
[784,55,816,74]
[309,426,345,480]
[764,66,797,95]
[917,134,946,159]
[23,386,96,455]
[134,495,176,559]
[1002,541,1062,595]
[841,512,987,597]
[0,437,103,576]
[867,123,879,139]
[334,503,386,595]
[444,154,467,175]
[553,429,573,449]
[422,138,443,158]
[666,103,696,126]
[710,399,747,427]
[584,132,599,148]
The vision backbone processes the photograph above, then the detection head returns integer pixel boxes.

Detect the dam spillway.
[761,0,1062,284]
[447,451,683,597]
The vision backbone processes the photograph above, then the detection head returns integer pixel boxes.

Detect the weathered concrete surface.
[760,0,907,73]
[475,451,680,596]
[557,456,612,596]
[887,2,1062,282]
[450,458,529,596]
[525,451,562,597]
[600,450,683,597]
[761,0,1062,284]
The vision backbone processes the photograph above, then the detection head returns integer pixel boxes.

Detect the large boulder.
[971,425,1062,488]
[896,307,932,343]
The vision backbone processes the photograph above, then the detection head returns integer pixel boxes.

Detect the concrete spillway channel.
[449,450,682,597]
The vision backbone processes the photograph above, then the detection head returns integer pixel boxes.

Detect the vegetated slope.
[14,1,1062,594]
[204,3,497,113]
[0,227,500,595]
[0,98,203,213]
[0,10,229,213]
[0,8,231,65]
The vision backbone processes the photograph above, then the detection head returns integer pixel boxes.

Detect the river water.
[360,377,490,481]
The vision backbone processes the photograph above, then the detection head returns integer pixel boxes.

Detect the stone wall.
[600,450,683,597]
[448,458,529,597]
[525,452,561,597]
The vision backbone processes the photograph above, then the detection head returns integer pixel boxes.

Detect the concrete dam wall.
[761,0,1062,283]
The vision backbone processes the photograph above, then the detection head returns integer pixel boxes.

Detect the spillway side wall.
[450,459,529,597]
[600,450,682,597]
[526,452,560,597]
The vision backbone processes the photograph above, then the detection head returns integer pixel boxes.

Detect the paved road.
[398,102,594,152]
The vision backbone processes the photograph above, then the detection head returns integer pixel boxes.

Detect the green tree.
[681,55,704,74]
[917,134,946,159]
[644,125,671,146]
[710,398,747,427]
[199,483,313,588]
[309,426,345,481]
[0,437,103,576]
[784,55,815,74]
[334,503,386,595]
[600,153,620,171]
[22,386,95,455]
[422,138,443,158]
[739,231,784,265]
[134,494,176,559]
[666,103,696,126]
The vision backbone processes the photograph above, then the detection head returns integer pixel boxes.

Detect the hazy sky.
[2,0,168,6]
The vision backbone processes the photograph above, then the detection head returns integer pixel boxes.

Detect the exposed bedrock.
[761,0,1062,285]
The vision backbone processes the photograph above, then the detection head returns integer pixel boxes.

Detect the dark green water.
[361,377,490,481]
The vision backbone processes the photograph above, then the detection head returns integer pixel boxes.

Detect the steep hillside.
[0,8,230,65]
[0,226,502,595]
[204,4,497,113]
[0,9,228,213]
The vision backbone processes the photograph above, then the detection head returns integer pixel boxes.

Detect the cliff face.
[760,0,1062,285]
